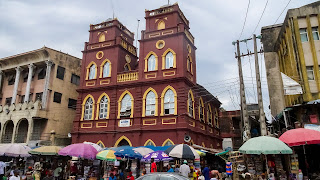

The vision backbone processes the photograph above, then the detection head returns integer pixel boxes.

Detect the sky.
[0,0,318,120]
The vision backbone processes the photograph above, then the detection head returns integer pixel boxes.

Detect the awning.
[215,149,230,156]
[307,99,320,105]
[192,144,222,154]
[281,73,303,95]
[275,107,293,120]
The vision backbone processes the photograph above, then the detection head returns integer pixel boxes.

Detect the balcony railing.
[117,72,138,82]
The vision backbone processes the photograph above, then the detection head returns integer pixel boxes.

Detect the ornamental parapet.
[117,71,139,82]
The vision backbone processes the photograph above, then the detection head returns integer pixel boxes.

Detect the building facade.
[261,2,320,119]
[0,47,81,146]
[219,110,242,150]
[72,4,222,149]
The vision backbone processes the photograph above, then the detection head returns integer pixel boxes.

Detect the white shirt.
[179,164,190,177]
[10,175,20,180]
[0,161,5,174]
[198,175,205,180]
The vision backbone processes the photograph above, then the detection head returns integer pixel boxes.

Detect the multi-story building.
[72,3,222,149]
[219,110,242,150]
[0,47,81,145]
[261,2,320,123]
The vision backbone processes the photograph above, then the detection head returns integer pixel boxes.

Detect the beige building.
[261,2,320,116]
[0,47,81,146]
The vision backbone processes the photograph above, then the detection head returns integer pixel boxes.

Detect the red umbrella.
[279,128,320,146]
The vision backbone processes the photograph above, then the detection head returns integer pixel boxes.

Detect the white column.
[26,119,33,144]
[41,60,53,109]
[0,70,3,93]
[24,64,35,102]
[11,66,21,104]
[11,123,17,143]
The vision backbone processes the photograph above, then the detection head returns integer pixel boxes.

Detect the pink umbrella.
[279,128,320,146]
[58,143,98,159]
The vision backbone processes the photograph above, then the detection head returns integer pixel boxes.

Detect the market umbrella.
[279,128,320,146]
[133,147,154,156]
[239,136,292,154]
[145,146,171,151]
[141,150,173,162]
[29,146,62,156]
[58,143,98,160]
[96,150,117,161]
[164,144,200,159]
[84,142,103,152]
[114,146,142,159]
[196,150,206,157]
[0,144,31,157]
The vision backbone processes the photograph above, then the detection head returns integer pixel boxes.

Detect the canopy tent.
[281,73,302,95]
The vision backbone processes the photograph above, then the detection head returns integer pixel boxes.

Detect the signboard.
[119,119,131,127]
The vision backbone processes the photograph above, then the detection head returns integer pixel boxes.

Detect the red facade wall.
[72,4,221,149]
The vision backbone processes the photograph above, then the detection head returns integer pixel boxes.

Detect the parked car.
[136,172,189,180]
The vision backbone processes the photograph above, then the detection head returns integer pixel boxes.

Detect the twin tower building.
[72,3,222,149]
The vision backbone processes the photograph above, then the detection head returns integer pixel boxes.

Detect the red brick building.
[72,4,222,149]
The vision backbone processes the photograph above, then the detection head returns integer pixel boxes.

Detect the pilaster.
[11,66,21,104]
[24,64,35,102]
[42,60,53,109]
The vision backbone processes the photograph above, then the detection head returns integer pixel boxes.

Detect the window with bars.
[147,55,156,71]
[56,66,65,80]
[68,98,77,110]
[120,94,132,117]
[71,74,80,85]
[99,96,108,119]
[164,89,175,115]
[165,52,174,69]
[84,97,93,120]
[306,66,314,80]
[312,27,319,40]
[146,91,156,116]
[299,28,308,42]
[188,93,193,117]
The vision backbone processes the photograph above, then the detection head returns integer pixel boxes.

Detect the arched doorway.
[114,136,132,147]
[15,119,29,143]
[2,120,14,143]
[117,139,130,147]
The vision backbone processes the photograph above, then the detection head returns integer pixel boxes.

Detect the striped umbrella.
[96,150,117,161]
[164,144,200,159]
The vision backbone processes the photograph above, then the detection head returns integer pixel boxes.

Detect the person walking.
[9,170,20,180]
[167,165,174,172]
[179,160,190,178]
[150,159,157,173]
[109,173,117,180]
[0,160,5,180]
[202,166,210,180]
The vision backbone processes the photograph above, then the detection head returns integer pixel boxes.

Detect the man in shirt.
[202,166,210,180]
[150,159,157,173]
[9,170,20,180]
[179,160,190,178]
[0,160,5,180]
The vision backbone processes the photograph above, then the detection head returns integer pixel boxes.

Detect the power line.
[274,0,292,24]
[239,0,251,39]
[250,0,269,36]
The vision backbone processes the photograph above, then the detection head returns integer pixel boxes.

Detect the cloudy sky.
[0,0,318,120]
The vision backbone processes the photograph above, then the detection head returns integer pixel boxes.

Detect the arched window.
[146,91,156,116]
[165,52,174,69]
[158,20,165,30]
[188,91,194,118]
[144,139,156,146]
[187,56,192,73]
[199,98,205,121]
[103,62,110,77]
[207,105,213,125]
[215,108,219,127]
[99,96,109,119]
[99,33,105,42]
[147,55,156,71]
[84,97,93,120]
[162,139,174,146]
[120,94,132,117]
[164,89,175,115]
[89,64,96,80]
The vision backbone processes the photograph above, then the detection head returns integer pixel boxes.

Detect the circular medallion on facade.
[156,40,165,49]
[125,54,131,63]
[96,51,104,60]
[187,44,191,53]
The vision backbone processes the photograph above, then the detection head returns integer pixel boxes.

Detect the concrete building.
[0,47,81,146]
[219,110,242,150]
[261,2,320,119]
[72,3,222,149]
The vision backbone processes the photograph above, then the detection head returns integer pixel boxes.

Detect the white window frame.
[146,91,156,116]
[164,89,175,115]
[148,55,156,71]
[312,27,319,40]
[99,96,108,119]
[84,98,93,120]
[306,66,315,80]
[120,94,132,117]
[89,64,96,80]
[299,28,308,42]
[103,62,110,78]
[165,52,174,69]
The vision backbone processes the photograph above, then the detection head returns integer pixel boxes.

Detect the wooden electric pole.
[236,40,251,141]
[253,34,267,136]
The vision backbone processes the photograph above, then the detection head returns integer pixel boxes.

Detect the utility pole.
[253,34,267,136]
[236,40,251,141]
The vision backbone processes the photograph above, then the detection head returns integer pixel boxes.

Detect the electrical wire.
[250,0,269,37]
[239,0,251,40]
[274,0,292,24]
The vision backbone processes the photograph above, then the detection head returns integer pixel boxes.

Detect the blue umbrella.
[145,146,171,151]
[141,150,173,162]
[114,146,142,159]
